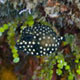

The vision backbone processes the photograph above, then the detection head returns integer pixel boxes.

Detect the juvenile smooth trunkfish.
[16,23,63,56]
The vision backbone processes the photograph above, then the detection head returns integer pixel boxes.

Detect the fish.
[16,23,63,56]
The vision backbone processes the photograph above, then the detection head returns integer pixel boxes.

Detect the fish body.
[16,23,63,56]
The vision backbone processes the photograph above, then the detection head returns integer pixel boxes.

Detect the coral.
[0,0,80,80]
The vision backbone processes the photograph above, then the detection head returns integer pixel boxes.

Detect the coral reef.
[0,0,80,80]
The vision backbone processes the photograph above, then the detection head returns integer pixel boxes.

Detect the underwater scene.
[0,0,80,80]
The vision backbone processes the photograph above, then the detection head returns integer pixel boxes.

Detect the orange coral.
[0,68,18,80]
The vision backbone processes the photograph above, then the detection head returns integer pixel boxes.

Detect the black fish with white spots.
[16,23,63,56]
